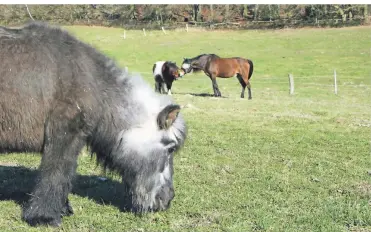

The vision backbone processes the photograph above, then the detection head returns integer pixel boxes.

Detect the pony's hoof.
[23,202,63,227]
[61,200,74,216]
[23,213,62,227]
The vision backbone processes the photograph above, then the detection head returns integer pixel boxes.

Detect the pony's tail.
[247,59,254,80]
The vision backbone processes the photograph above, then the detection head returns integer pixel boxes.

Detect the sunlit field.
[0,25,370,231]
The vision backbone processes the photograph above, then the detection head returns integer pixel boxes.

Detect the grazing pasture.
[0,25,370,231]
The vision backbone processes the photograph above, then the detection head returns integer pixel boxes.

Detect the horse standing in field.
[0,22,187,227]
[153,61,184,95]
[181,54,254,99]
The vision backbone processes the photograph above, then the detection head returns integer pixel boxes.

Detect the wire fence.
[104,20,371,96]
[130,68,371,96]
[119,17,367,31]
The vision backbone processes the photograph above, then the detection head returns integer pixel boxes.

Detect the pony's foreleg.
[166,81,173,95]
[161,82,168,94]
[22,103,85,227]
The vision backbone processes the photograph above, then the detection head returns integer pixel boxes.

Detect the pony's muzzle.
[154,184,175,211]
[178,69,185,78]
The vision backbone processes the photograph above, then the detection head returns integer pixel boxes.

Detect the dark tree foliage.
[0,4,369,28]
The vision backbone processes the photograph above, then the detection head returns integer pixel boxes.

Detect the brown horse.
[181,54,254,99]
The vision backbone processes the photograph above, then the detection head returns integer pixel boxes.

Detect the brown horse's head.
[181,58,195,74]
[181,54,216,74]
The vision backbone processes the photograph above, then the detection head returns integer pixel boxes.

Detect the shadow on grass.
[176,92,228,98]
[0,165,133,212]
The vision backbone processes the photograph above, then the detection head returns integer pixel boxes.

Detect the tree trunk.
[130,5,135,19]
[243,5,248,18]
[254,4,259,21]
[225,4,229,22]
[364,5,369,23]
[335,5,346,22]
[268,5,272,21]
[210,4,214,22]
[198,5,202,21]
[193,4,199,21]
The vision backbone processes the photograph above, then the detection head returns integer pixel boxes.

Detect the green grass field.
[0,25,370,232]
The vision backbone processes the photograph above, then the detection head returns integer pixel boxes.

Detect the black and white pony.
[153,61,184,95]
[0,22,187,227]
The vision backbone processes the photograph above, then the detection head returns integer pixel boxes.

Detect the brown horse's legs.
[210,76,222,97]
[236,74,246,98]
[246,82,252,100]
[238,73,252,100]
[240,86,246,98]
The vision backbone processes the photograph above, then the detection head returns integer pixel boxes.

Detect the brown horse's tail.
[247,59,254,80]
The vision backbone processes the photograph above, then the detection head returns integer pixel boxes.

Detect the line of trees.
[0,5,370,28]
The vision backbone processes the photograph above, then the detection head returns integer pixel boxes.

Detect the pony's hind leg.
[154,75,162,93]
[166,81,173,95]
[155,81,161,93]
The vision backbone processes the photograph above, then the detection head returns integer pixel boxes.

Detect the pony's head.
[164,61,184,80]
[110,74,187,213]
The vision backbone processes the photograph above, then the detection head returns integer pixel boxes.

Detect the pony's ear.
[183,57,186,61]
[157,104,181,130]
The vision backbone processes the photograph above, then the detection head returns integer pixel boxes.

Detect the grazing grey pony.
[0,22,187,227]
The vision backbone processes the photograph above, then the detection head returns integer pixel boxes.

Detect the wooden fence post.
[161,26,167,34]
[288,74,294,95]
[186,23,189,32]
[143,28,146,36]
[123,30,126,39]
[25,5,35,21]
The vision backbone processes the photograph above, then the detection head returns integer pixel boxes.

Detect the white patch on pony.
[161,83,168,94]
[120,121,162,156]
[153,61,166,78]
[116,73,180,158]
[116,69,130,83]
[167,89,172,95]
[181,63,190,70]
